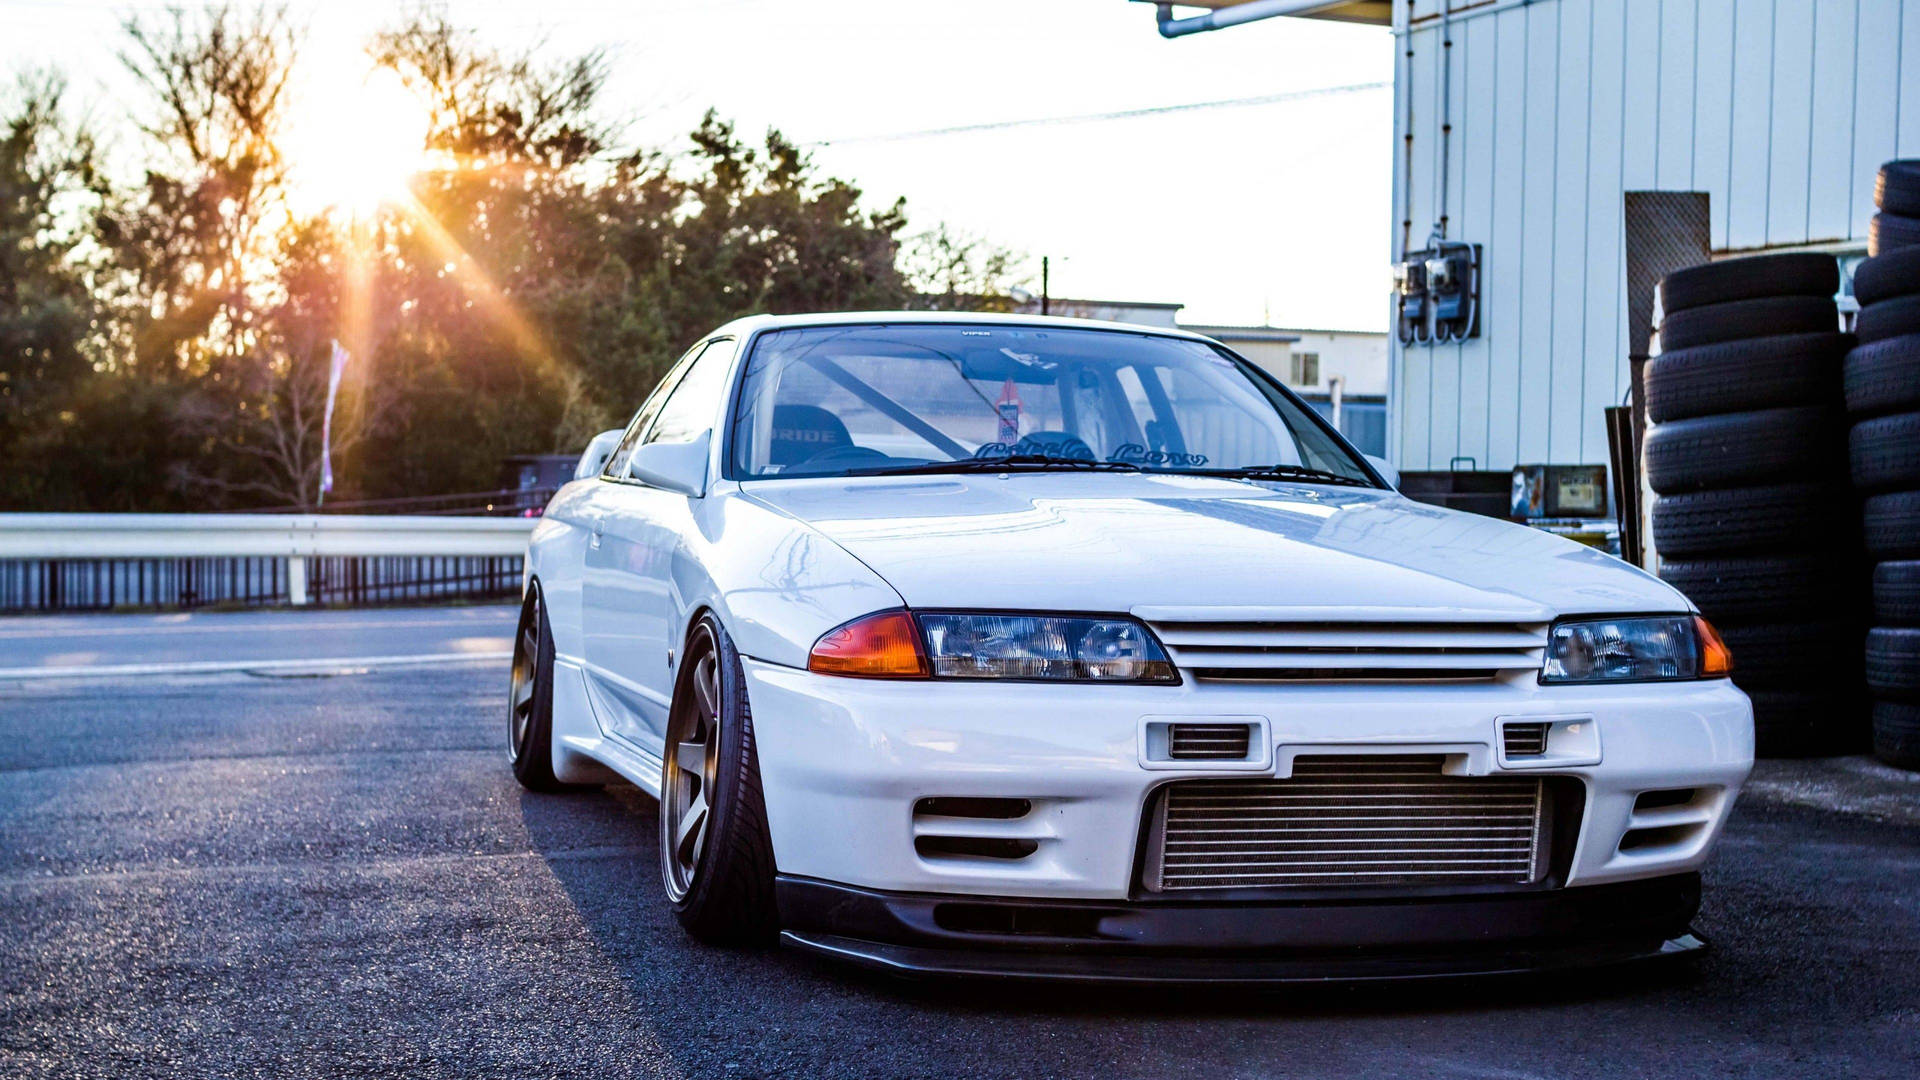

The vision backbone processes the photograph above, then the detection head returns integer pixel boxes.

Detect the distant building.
[1011,297,1184,328]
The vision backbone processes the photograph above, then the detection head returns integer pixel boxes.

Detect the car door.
[582,337,737,755]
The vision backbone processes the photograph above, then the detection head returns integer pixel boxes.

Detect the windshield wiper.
[1185,464,1376,488]
[843,454,1143,477]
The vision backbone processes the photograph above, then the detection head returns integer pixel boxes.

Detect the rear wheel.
[660,614,779,945]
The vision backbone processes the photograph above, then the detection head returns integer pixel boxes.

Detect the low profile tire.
[1853,293,1920,345]
[1843,334,1920,417]
[509,584,567,792]
[1749,689,1863,758]
[1875,562,1920,625]
[1870,212,1920,257]
[1657,296,1837,351]
[1852,247,1920,307]
[1850,411,1920,491]
[1650,483,1842,558]
[1719,622,1860,691]
[1659,253,1838,314]
[1645,407,1840,494]
[1864,491,1920,560]
[659,614,779,946]
[1866,627,1920,701]
[1871,701,1920,771]
[1644,332,1848,423]
[1658,554,1852,623]
[1876,160,1920,218]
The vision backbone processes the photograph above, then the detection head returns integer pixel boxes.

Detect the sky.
[3,0,1394,330]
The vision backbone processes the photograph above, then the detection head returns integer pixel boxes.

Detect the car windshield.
[728,323,1377,485]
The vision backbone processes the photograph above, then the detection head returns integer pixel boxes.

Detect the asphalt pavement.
[1,608,1917,1078]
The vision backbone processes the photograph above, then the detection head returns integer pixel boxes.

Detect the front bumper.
[743,658,1754,901]
[777,873,1706,983]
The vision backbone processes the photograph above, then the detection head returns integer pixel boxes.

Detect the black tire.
[1850,411,1920,491]
[1864,491,1920,560]
[1851,246,1920,306]
[1749,689,1865,758]
[1658,296,1837,351]
[1876,160,1920,217]
[1645,407,1840,494]
[1650,483,1841,558]
[1658,554,1847,622]
[1865,627,1920,701]
[1870,212,1920,257]
[509,584,567,792]
[1871,700,1920,770]
[660,613,779,945]
[1843,334,1920,417]
[1853,293,1920,345]
[1644,332,1849,423]
[1719,622,1859,691]
[1874,561,1920,625]
[1659,253,1838,314]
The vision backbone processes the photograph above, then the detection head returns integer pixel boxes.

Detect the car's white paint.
[524,311,1753,901]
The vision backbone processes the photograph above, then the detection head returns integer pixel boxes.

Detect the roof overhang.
[1133,0,1392,31]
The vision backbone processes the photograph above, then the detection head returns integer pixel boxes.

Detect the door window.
[644,338,737,447]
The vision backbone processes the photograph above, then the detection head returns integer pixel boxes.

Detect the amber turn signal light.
[808,610,929,678]
[1694,615,1734,677]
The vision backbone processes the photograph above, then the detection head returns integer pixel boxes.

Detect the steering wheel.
[791,443,895,470]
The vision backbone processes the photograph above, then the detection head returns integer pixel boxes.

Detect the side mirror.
[575,428,626,480]
[628,431,711,497]
[1364,454,1400,490]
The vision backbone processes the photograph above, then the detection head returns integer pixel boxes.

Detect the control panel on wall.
[1394,241,1481,346]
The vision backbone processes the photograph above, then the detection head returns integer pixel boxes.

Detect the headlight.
[808,610,1179,683]
[1541,615,1733,684]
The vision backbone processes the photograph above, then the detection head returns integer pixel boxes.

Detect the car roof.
[706,310,1221,343]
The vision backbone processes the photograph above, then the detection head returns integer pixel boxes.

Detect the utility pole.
[1041,256,1050,316]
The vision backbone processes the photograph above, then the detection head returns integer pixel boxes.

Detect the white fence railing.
[0,514,537,609]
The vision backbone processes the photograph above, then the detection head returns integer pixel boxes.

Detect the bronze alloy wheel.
[508,591,543,763]
[662,623,724,903]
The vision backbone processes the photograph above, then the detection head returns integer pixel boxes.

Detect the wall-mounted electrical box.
[1394,240,1481,346]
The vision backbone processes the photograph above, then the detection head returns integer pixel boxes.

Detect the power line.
[807,80,1390,148]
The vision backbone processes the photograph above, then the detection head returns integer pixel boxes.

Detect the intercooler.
[1142,755,1550,892]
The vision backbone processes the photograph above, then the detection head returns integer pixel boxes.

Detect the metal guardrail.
[245,487,558,516]
[0,513,537,613]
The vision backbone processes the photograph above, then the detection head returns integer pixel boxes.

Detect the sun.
[282,64,432,216]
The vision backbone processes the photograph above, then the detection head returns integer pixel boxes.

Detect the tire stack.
[1645,251,1860,756]
[1850,160,1920,771]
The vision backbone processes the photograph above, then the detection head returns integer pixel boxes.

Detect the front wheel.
[660,614,779,945]
[508,584,567,791]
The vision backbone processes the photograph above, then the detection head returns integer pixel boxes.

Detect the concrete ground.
[1,607,1916,1079]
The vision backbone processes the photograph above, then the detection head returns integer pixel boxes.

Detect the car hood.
[741,473,1687,621]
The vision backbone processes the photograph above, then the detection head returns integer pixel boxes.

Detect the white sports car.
[510,312,1753,982]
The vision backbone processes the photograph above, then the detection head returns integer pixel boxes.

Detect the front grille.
[1144,755,1547,892]
[1503,722,1550,757]
[1167,723,1253,760]
[1141,617,1549,683]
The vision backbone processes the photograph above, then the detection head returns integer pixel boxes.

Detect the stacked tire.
[1850,160,1920,771]
[1646,251,1861,756]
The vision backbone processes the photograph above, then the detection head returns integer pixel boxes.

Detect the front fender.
[671,486,903,670]
[526,480,599,661]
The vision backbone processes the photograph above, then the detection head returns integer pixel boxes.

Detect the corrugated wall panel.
[1389,0,1916,473]
[1585,0,1628,451]
[1548,0,1593,465]
[1808,1,1861,242]
[1767,0,1817,246]
[1516,2,1560,467]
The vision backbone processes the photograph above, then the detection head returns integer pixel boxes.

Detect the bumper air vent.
[912,796,1043,864]
[1502,722,1551,757]
[1168,723,1254,760]
[1143,755,1549,892]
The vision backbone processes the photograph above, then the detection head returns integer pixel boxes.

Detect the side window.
[603,343,704,478]
[644,338,737,446]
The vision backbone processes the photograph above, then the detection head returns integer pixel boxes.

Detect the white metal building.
[1388,0,1920,474]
